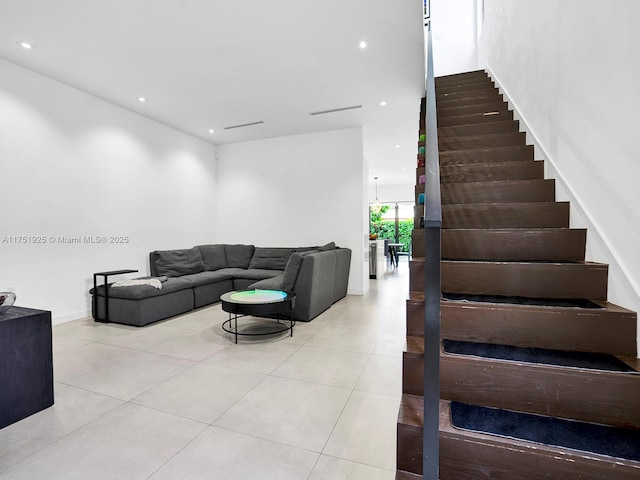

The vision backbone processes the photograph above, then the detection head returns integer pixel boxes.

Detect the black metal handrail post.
[422,22,442,480]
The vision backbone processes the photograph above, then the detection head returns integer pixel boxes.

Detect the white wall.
[479,0,640,350]
[0,58,218,324]
[216,128,367,294]
[368,182,414,204]
[431,0,480,76]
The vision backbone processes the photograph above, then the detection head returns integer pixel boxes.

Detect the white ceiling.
[0,0,425,186]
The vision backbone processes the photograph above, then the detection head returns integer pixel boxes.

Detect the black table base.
[222,313,294,344]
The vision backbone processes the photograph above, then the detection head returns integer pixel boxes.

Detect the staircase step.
[415,201,570,230]
[439,179,555,205]
[409,259,608,299]
[435,70,488,86]
[437,93,503,110]
[403,340,640,428]
[441,201,569,228]
[438,144,534,166]
[440,160,543,183]
[435,91,505,109]
[396,396,640,478]
[438,107,513,128]
[437,101,508,118]
[405,292,637,355]
[440,340,640,428]
[428,201,569,229]
[397,394,426,476]
[436,82,498,97]
[439,132,527,151]
[441,227,585,260]
[440,260,609,300]
[438,120,519,138]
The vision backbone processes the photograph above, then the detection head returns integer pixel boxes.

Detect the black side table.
[93,269,138,323]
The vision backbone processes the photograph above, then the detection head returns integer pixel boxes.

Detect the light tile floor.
[0,263,408,479]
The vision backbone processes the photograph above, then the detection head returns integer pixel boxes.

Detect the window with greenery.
[369,204,413,253]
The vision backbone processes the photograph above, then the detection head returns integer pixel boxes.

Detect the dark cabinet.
[0,306,54,429]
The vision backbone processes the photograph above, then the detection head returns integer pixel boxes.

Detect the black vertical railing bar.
[422,22,442,480]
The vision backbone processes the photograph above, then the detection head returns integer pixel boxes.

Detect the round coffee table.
[220,289,296,344]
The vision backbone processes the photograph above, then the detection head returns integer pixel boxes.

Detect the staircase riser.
[437,203,570,229]
[438,102,508,118]
[440,180,555,205]
[440,433,640,480]
[438,144,534,165]
[405,299,638,356]
[440,227,586,261]
[440,161,543,183]
[439,132,526,151]
[440,302,637,355]
[437,82,497,96]
[397,423,640,479]
[409,260,608,299]
[402,353,640,427]
[436,71,489,86]
[436,110,514,127]
[438,121,519,138]
[437,93,503,110]
[438,261,608,300]
[397,397,640,478]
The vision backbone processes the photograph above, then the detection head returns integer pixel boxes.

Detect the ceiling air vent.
[309,105,362,116]
[223,121,265,130]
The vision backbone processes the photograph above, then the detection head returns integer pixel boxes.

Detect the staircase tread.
[450,401,640,462]
[441,292,603,308]
[398,398,640,467]
[408,291,635,315]
[413,257,607,267]
[442,339,638,373]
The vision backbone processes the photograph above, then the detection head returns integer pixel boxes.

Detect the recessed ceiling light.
[359,40,368,49]
[379,101,387,106]
[18,41,33,49]
[137,97,146,103]
[395,145,400,149]
[208,129,215,134]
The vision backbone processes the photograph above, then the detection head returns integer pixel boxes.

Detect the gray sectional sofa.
[91,242,351,327]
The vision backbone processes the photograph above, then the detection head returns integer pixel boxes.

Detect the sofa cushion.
[197,244,227,271]
[152,247,204,277]
[232,269,285,281]
[248,247,296,270]
[282,250,317,291]
[91,277,193,300]
[179,271,234,288]
[224,244,255,268]
[249,275,284,290]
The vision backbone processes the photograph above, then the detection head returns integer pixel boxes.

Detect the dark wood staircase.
[397,70,640,479]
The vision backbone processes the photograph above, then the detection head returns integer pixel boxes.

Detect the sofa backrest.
[248,247,296,271]
[197,244,227,271]
[224,244,255,268]
[149,247,204,277]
